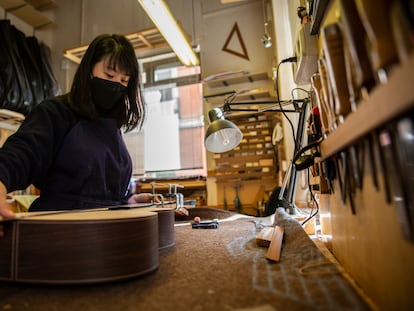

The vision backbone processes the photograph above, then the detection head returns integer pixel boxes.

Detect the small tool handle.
[355,0,398,75]
[339,0,375,91]
[322,23,352,119]
[191,219,219,229]
[311,73,329,136]
[318,57,336,131]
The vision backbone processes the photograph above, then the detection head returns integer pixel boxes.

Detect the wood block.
[255,226,274,247]
[266,226,284,262]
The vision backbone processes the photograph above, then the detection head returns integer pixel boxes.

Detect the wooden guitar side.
[0,207,174,284]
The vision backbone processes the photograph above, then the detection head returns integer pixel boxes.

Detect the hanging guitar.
[0,204,175,285]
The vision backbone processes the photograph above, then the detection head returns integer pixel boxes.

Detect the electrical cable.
[301,168,319,226]
[274,57,298,147]
[291,87,310,99]
[292,136,323,170]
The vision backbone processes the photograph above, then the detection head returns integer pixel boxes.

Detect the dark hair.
[69,34,145,132]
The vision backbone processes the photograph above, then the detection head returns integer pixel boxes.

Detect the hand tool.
[317,56,336,132]
[311,73,330,137]
[338,0,382,194]
[348,140,363,190]
[390,1,414,64]
[366,133,379,191]
[334,152,346,205]
[321,157,335,194]
[322,22,363,201]
[333,149,356,214]
[321,22,352,123]
[393,116,414,241]
[191,218,219,229]
[234,184,242,213]
[355,0,398,83]
[338,0,375,96]
[345,148,357,214]
[223,185,228,210]
[375,129,392,204]
[379,126,412,241]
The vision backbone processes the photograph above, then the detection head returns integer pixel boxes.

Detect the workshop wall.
[312,1,414,310]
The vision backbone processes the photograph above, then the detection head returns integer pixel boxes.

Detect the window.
[123,52,206,179]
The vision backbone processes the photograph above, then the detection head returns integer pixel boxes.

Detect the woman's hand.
[175,207,189,216]
[0,181,15,237]
[127,193,157,204]
[127,193,188,216]
[0,181,14,218]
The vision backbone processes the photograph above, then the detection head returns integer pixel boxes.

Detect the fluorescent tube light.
[137,0,199,66]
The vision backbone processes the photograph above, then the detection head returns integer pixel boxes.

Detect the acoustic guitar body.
[0,208,174,284]
[150,207,175,250]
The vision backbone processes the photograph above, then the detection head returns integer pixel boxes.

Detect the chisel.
[392,116,414,241]
[354,0,399,82]
[379,127,412,241]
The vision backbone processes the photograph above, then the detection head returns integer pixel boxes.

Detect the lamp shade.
[204,108,243,153]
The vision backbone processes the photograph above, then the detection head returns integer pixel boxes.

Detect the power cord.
[291,87,310,99]
[274,56,297,100]
[301,168,320,226]
[274,56,298,147]
[281,56,297,64]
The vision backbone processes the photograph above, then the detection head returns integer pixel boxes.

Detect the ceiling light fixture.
[261,0,272,48]
[261,23,272,48]
[137,0,199,66]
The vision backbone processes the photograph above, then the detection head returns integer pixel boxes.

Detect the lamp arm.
[222,98,307,114]
[203,91,237,99]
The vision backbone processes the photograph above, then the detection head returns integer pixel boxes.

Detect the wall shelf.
[204,72,268,88]
[0,0,56,29]
[211,113,278,184]
[203,89,272,107]
[320,53,414,160]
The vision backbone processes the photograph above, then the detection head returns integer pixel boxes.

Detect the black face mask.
[91,77,127,111]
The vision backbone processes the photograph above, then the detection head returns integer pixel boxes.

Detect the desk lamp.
[204,107,243,153]
[204,97,310,214]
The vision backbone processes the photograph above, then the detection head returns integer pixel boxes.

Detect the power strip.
[292,22,319,85]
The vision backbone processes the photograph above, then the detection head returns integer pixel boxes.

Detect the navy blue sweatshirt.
[0,98,132,211]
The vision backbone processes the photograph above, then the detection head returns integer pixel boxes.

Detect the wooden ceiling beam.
[63,27,170,64]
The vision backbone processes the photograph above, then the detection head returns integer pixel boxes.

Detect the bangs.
[106,48,137,76]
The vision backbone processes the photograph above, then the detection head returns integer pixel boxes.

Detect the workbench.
[0,208,371,311]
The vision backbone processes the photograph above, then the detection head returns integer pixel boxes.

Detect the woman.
[0,34,154,220]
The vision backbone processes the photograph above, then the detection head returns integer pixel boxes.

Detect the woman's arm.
[0,98,77,192]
